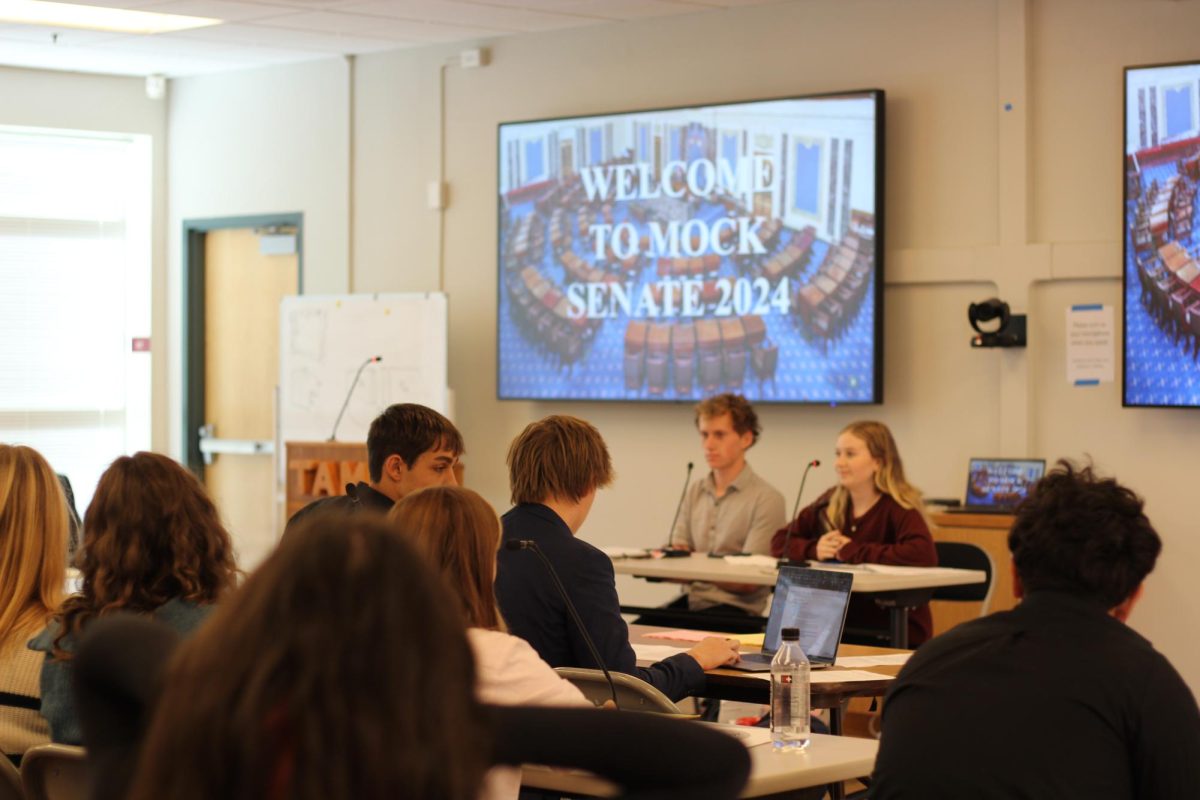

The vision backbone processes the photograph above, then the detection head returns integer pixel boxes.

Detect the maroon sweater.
[770,490,937,646]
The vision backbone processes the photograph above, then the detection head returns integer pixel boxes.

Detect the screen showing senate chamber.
[497,91,884,404]
[1124,61,1200,408]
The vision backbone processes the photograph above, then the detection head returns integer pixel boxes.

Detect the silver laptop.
[945,457,1046,515]
[728,567,853,672]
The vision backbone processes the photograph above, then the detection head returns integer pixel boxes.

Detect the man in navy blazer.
[495,415,740,702]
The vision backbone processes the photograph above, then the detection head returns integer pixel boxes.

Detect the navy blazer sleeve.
[571,547,705,702]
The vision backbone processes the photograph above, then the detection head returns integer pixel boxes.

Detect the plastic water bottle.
[770,626,811,751]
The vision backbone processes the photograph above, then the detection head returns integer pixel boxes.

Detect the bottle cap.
[781,627,799,641]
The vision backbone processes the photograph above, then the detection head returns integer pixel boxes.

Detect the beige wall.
[163,0,1200,691]
[0,66,169,450]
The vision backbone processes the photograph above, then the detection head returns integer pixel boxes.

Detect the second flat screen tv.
[498,90,884,404]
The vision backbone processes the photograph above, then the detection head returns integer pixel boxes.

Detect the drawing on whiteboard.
[289,308,327,361]
[288,367,322,411]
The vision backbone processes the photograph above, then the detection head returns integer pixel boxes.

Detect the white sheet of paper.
[749,669,895,684]
[631,643,690,661]
[861,564,939,576]
[834,654,912,667]
[725,554,777,567]
[1066,304,1114,385]
[702,722,774,748]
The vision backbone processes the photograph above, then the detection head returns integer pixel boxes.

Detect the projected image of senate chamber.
[1125,64,1200,408]
[497,94,882,404]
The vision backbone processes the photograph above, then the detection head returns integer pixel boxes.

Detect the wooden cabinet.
[929,512,1016,637]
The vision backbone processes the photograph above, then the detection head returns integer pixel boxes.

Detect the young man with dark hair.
[871,460,1200,799]
[663,394,784,629]
[287,403,462,528]
[494,415,740,703]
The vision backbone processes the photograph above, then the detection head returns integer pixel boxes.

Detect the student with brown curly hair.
[0,445,67,765]
[28,451,237,744]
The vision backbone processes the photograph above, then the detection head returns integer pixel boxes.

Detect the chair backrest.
[554,668,687,715]
[20,745,86,800]
[0,757,23,800]
[931,541,996,615]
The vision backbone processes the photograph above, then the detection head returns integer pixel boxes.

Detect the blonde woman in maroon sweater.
[771,421,937,645]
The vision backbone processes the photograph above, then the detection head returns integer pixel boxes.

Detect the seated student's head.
[129,515,488,800]
[56,452,237,652]
[388,486,503,630]
[694,393,760,472]
[368,403,464,501]
[506,415,613,528]
[0,444,67,641]
[1009,459,1161,616]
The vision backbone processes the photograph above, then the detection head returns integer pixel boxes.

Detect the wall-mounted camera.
[968,298,1027,348]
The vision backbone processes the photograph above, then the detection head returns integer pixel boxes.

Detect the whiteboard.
[279,293,448,446]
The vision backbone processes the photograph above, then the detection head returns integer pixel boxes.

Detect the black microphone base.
[657,547,692,558]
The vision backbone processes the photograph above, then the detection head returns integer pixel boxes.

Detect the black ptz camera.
[968,298,1027,348]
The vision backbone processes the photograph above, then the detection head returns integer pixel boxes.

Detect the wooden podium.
[285,441,369,520]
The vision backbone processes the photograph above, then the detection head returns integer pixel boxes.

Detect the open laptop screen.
[964,458,1046,510]
[762,567,853,663]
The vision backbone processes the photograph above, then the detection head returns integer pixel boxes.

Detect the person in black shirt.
[285,403,463,531]
[871,459,1200,799]
[494,415,740,702]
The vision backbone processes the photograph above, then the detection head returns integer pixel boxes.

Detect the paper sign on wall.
[1066,304,1114,385]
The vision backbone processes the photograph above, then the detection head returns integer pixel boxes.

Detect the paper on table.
[643,629,713,643]
[631,643,690,661]
[724,554,777,568]
[861,564,943,576]
[733,632,765,647]
[834,653,912,668]
[747,669,895,684]
[702,722,773,748]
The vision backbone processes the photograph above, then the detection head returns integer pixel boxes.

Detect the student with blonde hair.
[0,445,67,765]
[495,415,739,703]
[771,420,937,645]
[388,486,590,800]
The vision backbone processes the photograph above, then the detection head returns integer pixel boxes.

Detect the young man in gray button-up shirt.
[669,394,785,622]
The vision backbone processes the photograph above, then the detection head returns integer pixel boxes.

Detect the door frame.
[182,213,303,475]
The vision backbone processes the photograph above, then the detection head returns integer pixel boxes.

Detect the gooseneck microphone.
[659,461,694,556]
[328,356,382,441]
[779,459,820,566]
[504,539,620,709]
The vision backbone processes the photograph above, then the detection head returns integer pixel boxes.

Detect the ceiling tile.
[335,0,597,32]
[252,10,503,40]
[136,0,298,23]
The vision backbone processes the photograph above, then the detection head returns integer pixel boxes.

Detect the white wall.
[166,57,352,453]
[0,66,169,450]
[163,0,1200,693]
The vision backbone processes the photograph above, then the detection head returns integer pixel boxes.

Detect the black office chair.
[931,541,995,615]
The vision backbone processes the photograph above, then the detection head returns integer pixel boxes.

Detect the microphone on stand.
[328,356,382,441]
[778,459,820,566]
[658,462,694,557]
[504,539,619,709]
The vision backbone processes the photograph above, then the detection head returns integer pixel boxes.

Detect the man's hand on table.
[686,636,742,670]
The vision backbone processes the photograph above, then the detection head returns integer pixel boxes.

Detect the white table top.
[521,729,878,797]
[610,552,985,593]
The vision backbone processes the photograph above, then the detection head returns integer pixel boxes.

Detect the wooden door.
[203,228,298,569]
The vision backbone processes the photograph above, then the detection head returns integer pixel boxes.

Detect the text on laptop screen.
[763,567,852,662]
[965,459,1045,508]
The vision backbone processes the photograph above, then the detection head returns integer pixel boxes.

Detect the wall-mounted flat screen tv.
[497,90,884,404]
[1124,62,1200,408]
